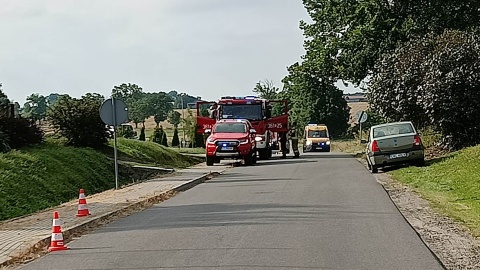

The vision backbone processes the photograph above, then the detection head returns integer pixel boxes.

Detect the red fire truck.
[196,96,289,159]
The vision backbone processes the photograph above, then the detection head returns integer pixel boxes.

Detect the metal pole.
[359,111,364,143]
[181,96,185,147]
[359,121,362,143]
[112,97,119,190]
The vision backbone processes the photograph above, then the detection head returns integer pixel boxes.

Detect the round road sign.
[100,98,128,126]
[355,110,368,123]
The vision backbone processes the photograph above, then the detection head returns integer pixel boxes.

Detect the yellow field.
[347,102,369,126]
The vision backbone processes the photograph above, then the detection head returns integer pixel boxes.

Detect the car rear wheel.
[206,156,214,166]
[413,159,425,167]
[367,159,378,173]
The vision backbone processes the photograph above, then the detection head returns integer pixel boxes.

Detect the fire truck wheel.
[258,149,269,160]
[206,156,214,166]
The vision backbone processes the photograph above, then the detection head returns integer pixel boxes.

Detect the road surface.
[18,152,444,270]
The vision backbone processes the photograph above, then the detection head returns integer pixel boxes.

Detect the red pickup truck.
[204,119,257,166]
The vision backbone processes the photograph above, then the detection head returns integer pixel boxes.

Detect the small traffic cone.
[48,211,69,251]
[76,189,91,217]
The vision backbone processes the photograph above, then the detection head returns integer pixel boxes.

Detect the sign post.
[356,110,368,142]
[100,97,128,190]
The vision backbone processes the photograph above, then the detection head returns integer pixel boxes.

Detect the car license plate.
[390,153,407,159]
[222,147,233,151]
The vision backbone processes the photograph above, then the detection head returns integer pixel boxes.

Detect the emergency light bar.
[220,96,258,100]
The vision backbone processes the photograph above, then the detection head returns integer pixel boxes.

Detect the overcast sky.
[0,0,357,104]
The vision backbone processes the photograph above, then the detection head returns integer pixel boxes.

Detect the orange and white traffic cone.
[76,189,91,217]
[48,211,69,251]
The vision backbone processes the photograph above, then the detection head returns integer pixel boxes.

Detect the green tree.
[146,92,173,127]
[0,131,10,153]
[171,127,180,147]
[0,84,10,118]
[174,93,198,109]
[139,126,146,141]
[161,132,168,147]
[253,79,279,100]
[22,94,48,123]
[112,83,144,100]
[129,97,151,128]
[168,110,181,128]
[182,109,196,145]
[300,0,480,84]
[151,127,163,144]
[194,131,205,148]
[369,29,480,149]
[281,63,350,137]
[46,93,60,106]
[47,93,107,148]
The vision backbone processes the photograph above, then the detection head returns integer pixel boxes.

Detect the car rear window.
[373,123,414,138]
[214,123,246,133]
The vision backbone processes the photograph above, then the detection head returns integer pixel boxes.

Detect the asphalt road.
[18,152,444,270]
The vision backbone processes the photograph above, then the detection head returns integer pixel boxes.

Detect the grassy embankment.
[0,138,201,221]
[391,145,480,236]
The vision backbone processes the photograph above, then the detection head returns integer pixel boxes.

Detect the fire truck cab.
[196,96,288,160]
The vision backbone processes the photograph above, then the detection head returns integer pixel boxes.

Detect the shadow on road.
[96,203,399,233]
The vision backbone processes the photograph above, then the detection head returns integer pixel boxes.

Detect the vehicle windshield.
[214,123,247,133]
[308,130,328,138]
[220,104,262,121]
[373,123,414,138]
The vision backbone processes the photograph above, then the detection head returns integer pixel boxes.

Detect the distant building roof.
[343,93,366,103]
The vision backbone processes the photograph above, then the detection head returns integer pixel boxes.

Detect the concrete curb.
[1,170,224,268]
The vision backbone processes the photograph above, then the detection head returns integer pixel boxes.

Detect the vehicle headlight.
[326,141,331,145]
[239,139,249,144]
[306,140,312,146]
[255,136,262,142]
[207,137,215,144]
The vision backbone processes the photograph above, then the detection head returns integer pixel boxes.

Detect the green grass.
[331,139,365,156]
[391,145,480,236]
[170,147,205,155]
[0,138,202,221]
[0,141,117,221]
[111,138,202,168]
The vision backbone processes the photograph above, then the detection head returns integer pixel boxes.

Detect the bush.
[0,118,44,149]
[47,94,108,148]
[139,126,146,141]
[369,29,480,149]
[171,128,180,147]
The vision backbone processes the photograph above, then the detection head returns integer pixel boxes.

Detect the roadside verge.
[0,164,228,269]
